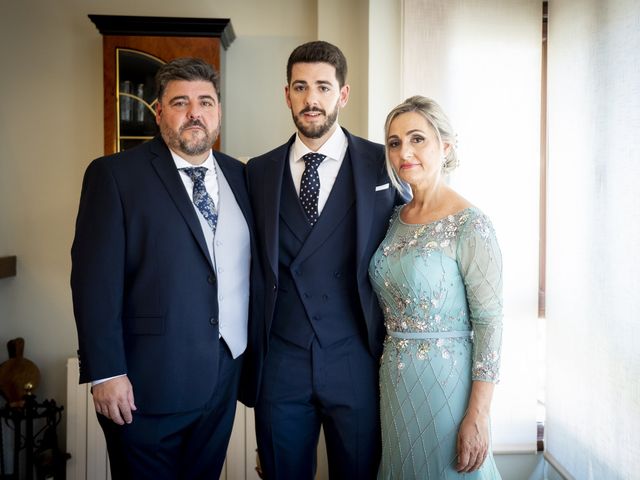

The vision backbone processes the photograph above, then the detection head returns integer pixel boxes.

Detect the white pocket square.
[375,183,390,192]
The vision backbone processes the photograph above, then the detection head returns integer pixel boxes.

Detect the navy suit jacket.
[242,128,400,406]
[71,136,258,415]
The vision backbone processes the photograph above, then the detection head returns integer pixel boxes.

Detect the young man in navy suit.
[71,58,255,479]
[245,41,400,479]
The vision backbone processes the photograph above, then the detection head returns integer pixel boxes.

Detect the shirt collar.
[169,148,215,171]
[292,124,347,163]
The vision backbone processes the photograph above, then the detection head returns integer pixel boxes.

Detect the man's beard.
[161,120,219,157]
[292,102,340,139]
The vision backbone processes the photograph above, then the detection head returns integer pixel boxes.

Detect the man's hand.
[92,375,137,425]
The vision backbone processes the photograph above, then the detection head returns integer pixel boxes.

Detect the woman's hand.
[455,411,490,472]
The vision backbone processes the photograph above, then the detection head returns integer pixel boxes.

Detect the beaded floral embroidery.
[371,207,502,383]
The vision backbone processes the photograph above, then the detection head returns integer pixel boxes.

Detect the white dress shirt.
[289,125,348,214]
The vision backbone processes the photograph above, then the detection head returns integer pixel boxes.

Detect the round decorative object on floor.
[0,337,41,407]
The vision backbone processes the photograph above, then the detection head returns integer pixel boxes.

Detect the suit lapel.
[279,162,312,244]
[149,138,214,269]
[348,131,380,273]
[262,138,292,280]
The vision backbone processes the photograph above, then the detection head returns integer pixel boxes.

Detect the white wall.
[0,0,376,447]
[367,0,402,143]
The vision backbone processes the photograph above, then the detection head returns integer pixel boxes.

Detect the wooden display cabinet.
[89,15,234,155]
[0,256,17,278]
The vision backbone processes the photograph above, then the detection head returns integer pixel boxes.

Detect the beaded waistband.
[387,330,472,340]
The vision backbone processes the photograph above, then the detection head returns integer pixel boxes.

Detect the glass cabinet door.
[117,49,164,151]
[89,15,234,155]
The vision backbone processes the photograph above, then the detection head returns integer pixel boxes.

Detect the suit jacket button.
[334,271,342,278]
[273,284,277,291]
[303,292,311,299]
[209,317,218,326]
[208,274,216,284]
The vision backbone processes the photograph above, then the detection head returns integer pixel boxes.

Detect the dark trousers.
[98,341,242,480]
[255,334,381,480]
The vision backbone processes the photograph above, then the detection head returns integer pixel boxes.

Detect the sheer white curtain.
[401,0,542,452]
[545,0,640,478]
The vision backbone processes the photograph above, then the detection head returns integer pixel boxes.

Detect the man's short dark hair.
[286,41,348,87]
[155,57,220,101]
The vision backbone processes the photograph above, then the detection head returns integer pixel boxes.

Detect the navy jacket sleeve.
[71,157,128,383]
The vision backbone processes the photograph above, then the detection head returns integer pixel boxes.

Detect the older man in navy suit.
[244,41,401,479]
[71,58,256,479]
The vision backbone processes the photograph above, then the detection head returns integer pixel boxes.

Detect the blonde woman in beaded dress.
[369,96,503,479]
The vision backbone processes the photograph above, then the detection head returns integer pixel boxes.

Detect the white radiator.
[65,358,111,480]
[65,358,260,480]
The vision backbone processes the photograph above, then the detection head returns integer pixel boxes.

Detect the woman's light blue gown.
[369,207,503,479]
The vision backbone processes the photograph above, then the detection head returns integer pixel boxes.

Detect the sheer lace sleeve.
[456,211,503,383]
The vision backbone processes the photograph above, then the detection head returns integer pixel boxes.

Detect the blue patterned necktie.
[300,152,326,225]
[181,167,218,235]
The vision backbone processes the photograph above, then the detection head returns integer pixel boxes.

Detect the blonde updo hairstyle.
[384,95,459,190]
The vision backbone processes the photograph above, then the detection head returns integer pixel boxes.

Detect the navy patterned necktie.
[299,152,326,225]
[181,167,218,235]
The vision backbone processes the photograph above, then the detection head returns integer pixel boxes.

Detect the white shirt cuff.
[91,374,126,386]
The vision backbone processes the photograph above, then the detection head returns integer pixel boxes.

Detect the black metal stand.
[0,394,69,480]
